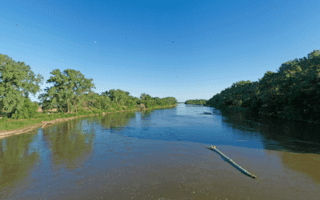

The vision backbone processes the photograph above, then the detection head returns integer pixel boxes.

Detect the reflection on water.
[100,111,136,132]
[0,132,39,190]
[43,119,95,169]
[0,104,320,199]
[112,104,320,155]
[218,108,320,154]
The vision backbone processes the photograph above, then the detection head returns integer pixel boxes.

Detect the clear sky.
[1,0,320,103]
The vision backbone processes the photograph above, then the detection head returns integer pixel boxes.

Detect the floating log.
[209,145,257,178]
[202,112,213,115]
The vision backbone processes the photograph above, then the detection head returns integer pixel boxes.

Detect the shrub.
[144,101,152,108]
[92,109,102,114]
[10,98,39,119]
[77,108,88,115]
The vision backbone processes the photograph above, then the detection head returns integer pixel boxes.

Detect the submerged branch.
[209,145,257,178]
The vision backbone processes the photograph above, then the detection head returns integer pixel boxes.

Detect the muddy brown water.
[0,104,319,199]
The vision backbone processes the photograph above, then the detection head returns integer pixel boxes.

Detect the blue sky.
[1,0,320,102]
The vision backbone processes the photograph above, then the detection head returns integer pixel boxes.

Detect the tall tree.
[140,93,152,101]
[99,95,112,110]
[309,50,320,59]
[82,92,100,109]
[38,69,95,113]
[102,89,131,105]
[0,54,43,116]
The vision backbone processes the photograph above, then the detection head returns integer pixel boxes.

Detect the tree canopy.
[206,50,320,122]
[185,99,207,105]
[0,54,178,120]
[38,69,95,113]
[102,89,132,105]
[0,54,43,117]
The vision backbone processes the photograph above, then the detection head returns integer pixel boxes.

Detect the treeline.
[206,50,320,123]
[185,99,207,105]
[0,54,177,120]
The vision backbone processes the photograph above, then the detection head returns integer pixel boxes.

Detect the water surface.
[1,103,319,199]
[110,103,320,154]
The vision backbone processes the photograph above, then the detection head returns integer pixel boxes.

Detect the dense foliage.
[0,54,43,118]
[185,99,207,105]
[0,53,177,121]
[38,69,95,113]
[206,50,320,123]
[10,97,39,119]
[4,49,319,124]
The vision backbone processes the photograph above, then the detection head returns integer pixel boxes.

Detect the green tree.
[309,50,320,59]
[82,92,100,109]
[125,99,135,109]
[162,97,177,106]
[133,97,140,104]
[206,50,320,122]
[140,93,152,101]
[143,100,152,108]
[38,69,95,113]
[185,99,207,105]
[100,94,112,111]
[102,89,131,105]
[10,98,39,119]
[0,54,43,117]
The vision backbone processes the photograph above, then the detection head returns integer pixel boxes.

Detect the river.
[0,103,319,199]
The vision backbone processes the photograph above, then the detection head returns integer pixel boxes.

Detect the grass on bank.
[0,105,175,132]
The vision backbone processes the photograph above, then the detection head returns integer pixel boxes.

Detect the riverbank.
[5,138,319,200]
[0,104,177,139]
